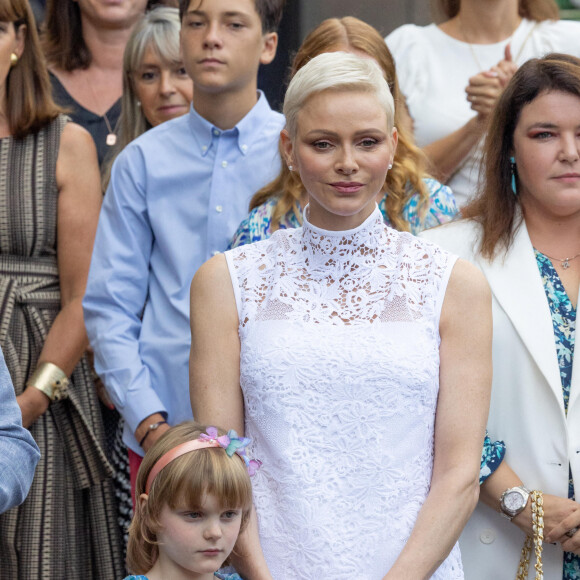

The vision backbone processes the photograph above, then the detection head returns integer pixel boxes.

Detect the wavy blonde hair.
[250,16,431,233]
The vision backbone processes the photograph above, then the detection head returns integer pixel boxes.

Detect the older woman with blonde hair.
[229,16,458,248]
[102,6,193,189]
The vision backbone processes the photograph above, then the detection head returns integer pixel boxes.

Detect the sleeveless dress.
[0,116,124,579]
[225,205,463,579]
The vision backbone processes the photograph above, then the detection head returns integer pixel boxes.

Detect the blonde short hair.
[283,51,395,138]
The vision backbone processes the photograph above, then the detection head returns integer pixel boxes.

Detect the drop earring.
[509,156,517,195]
[10,53,18,67]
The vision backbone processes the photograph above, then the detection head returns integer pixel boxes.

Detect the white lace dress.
[224,206,463,579]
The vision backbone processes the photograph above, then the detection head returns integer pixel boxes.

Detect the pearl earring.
[10,53,18,67]
[388,163,393,170]
[136,101,141,108]
[288,165,293,171]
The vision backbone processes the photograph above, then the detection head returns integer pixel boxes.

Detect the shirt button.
[212,250,220,256]
[215,205,223,213]
[241,144,248,151]
[480,529,495,544]
[221,160,228,168]
[213,129,220,136]
[201,145,207,152]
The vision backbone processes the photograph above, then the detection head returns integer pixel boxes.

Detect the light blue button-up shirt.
[0,347,40,514]
[83,92,284,454]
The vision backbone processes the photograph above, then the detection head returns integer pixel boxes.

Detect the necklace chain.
[458,15,535,72]
[536,249,580,270]
[87,78,119,147]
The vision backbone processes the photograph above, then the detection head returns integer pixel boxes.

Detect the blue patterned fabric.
[480,434,505,485]
[228,177,458,249]
[535,250,578,579]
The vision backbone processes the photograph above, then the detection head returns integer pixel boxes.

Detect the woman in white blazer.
[423,53,580,579]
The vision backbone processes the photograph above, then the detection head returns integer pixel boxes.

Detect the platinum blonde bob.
[283,51,395,138]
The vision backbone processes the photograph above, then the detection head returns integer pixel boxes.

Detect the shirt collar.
[188,90,277,157]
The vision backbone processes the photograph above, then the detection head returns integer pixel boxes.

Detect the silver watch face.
[504,490,525,511]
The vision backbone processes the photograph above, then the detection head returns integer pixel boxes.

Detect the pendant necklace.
[88,79,119,147]
[103,112,118,147]
[536,250,580,270]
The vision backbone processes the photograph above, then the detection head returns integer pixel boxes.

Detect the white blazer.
[422,219,580,579]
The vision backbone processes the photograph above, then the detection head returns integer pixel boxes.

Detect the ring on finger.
[566,527,579,538]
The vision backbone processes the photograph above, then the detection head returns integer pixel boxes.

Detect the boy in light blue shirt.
[83,0,285,462]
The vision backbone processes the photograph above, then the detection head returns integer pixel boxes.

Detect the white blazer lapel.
[478,222,563,409]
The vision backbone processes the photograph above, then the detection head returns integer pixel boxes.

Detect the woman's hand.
[537,496,580,555]
[465,71,504,118]
[465,45,518,120]
[16,386,50,428]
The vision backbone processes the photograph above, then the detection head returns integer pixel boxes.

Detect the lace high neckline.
[301,204,387,263]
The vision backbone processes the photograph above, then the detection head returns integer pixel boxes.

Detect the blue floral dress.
[535,250,579,579]
[229,177,458,248]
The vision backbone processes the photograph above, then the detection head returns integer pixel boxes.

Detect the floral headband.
[145,426,262,494]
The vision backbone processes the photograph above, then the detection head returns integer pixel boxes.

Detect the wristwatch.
[500,486,531,520]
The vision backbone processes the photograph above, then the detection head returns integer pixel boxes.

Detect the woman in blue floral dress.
[424,54,580,579]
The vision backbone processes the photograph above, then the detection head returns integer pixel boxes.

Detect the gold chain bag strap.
[516,490,544,580]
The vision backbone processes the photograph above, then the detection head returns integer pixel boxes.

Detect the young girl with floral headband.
[124,422,260,580]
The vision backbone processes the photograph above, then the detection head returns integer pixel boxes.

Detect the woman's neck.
[81,17,132,73]
[443,0,522,44]
[524,204,580,258]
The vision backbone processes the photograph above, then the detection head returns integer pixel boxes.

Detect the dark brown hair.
[250,16,431,233]
[1,0,60,138]
[179,0,285,32]
[43,0,149,71]
[463,53,580,258]
[43,0,89,71]
[126,422,253,574]
[434,0,559,21]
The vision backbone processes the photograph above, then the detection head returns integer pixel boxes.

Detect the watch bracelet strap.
[139,420,168,447]
[28,362,70,402]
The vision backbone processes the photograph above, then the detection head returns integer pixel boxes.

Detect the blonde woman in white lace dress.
[190,52,492,580]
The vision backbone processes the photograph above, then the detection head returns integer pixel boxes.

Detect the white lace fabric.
[225,206,462,579]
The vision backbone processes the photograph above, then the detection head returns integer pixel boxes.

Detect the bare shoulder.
[191,254,235,310]
[443,258,491,322]
[192,254,230,292]
[60,121,95,151]
[57,122,98,168]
